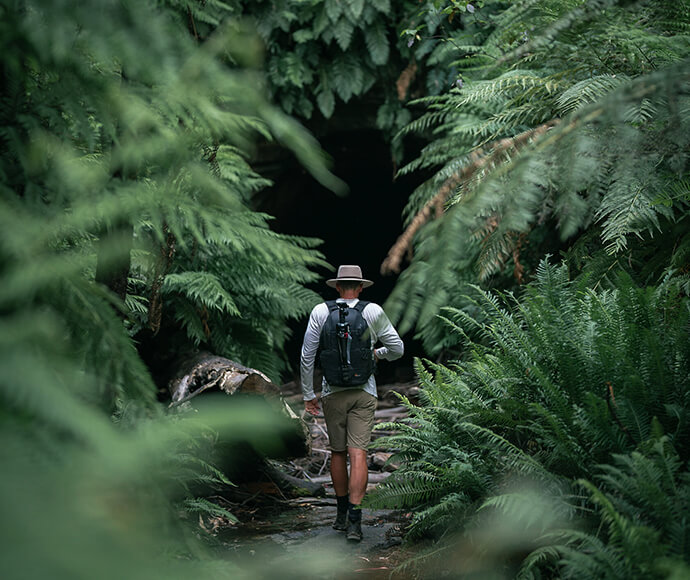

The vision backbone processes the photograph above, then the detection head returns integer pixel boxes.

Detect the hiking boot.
[332,511,348,531]
[346,518,363,542]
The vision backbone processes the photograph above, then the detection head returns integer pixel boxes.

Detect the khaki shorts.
[322,389,377,452]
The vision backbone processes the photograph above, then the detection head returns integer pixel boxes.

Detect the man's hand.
[304,397,320,416]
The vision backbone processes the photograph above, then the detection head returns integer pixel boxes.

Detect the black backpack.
[319,300,374,387]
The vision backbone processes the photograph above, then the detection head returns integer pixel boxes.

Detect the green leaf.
[365,20,389,65]
[370,0,391,12]
[313,6,330,35]
[296,93,314,118]
[329,54,365,101]
[347,0,365,21]
[182,498,239,523]
[281,52,315,88]
[164,272,240,315]
[325,0,342,22]
[293,28,314,43]
[317,89,336,118]
[376,101,396,130]
[333,17,355,50]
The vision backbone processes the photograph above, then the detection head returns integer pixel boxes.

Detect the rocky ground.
[200,380,422,578]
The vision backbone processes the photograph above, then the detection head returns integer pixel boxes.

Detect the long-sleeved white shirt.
[300,298,404,400]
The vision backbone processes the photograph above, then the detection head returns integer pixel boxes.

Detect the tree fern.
[164,272,240,317]
[383,0,690,352]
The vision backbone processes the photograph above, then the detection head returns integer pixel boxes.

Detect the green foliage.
[370,1,690,577]
[249,0,396,118]
[524,441,690,579]
[182,498,239,523]
[1,0,342,390]
[232,0,477,149]
[385,0,690,352]
[150,227,326,380]
[369,261,690,576]
[580,441,690,565]
[0,0,344,577]
[0,396,301,580]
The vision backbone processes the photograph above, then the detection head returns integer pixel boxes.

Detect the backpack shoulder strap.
[354,300,369,313]
[325,300,339,312]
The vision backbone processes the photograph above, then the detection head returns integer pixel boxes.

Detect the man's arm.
[300,303,326,410]
[367,304,404,361]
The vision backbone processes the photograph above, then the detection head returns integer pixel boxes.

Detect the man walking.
[300,265,404,542]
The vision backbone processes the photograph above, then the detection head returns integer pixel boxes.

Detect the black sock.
[336,494,349,514]
[348,501,361,522]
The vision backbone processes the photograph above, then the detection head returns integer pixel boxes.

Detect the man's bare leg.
[330,450,349,496]
[347,447,368,504]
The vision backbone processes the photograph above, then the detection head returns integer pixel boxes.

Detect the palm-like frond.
[383,0,690,352]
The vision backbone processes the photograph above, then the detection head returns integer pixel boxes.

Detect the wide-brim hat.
[326,265,373,288]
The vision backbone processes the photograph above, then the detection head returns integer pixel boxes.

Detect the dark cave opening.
[254,127,425,385]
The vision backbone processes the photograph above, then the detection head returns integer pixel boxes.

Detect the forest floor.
[203,380,421,579]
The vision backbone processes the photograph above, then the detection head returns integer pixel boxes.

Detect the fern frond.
[163,272,240,315]
[555,74,630,115]
[182,498,238,523]
[365,470,446,509]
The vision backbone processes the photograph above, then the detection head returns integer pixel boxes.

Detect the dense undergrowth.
[367,263,690,577]
[365,1,690,578]
[2,0,689,579]
[0,0,339,577]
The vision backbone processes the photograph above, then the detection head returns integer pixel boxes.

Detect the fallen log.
[262,461,326,497]
[169,351,285,403]
[167,351,311,465]
[374,406,409,418]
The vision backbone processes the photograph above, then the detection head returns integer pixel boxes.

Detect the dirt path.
[219,496,411,578]
[209,381,420,578]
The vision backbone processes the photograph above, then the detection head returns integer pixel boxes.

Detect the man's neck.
[335,283,363,300]
[338,292,359,300]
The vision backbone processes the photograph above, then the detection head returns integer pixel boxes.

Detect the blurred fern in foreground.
[0,0,341,577]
